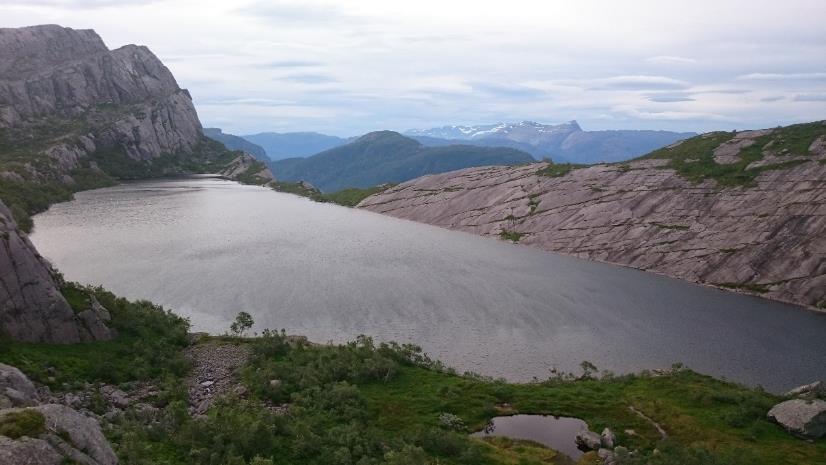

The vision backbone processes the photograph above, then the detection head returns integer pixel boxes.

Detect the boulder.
[600,427,616,449]
[0,363,39,408]
[767,399,826,439]
[575,429,602,450]
[0,436,64,465]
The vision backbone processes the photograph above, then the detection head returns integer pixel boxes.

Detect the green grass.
[0,409,46,439]
[499,230,524,242]
[321,185,394,207]
[642,121,826,186]
[60,286,90,313]
[270,182,393,207]
[0,284,190,389]
[536,163,585,178]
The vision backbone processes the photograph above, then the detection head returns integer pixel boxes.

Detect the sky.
[1,0,825,137]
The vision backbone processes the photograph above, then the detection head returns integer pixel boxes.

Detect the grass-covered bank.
[269,180,393,207]
[2,288,824,465]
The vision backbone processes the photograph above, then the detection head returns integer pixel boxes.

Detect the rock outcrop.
[0,24,201,160]
[0,364,118,465]
[219,153,275,184]
[0,201,113,342]
[360,123,826,309]
[768,399,826,439]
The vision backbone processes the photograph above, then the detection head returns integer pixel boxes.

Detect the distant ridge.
[271,130,533,192]
[407,120,695,164]
[241,131,347,160]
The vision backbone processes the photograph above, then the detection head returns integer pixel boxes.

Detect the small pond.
[470,414,588,459]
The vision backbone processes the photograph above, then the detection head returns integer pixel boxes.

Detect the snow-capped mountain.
[405,120,694,164]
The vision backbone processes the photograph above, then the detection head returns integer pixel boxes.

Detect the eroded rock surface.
[360,126,826,309]
[0,201,113,343]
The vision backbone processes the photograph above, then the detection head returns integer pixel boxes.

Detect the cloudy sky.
[2,0,825,136]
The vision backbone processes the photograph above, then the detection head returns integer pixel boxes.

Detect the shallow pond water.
[471,414,588,459]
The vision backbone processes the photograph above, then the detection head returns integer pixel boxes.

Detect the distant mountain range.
[242,132,347,160]
[203,128,268,161]
[406,121,696,164]
[271,131,534,192]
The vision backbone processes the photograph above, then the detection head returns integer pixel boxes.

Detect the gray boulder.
[601,427,616,449]
[575,429,602,450]
[0,363,39,408]
[0,404,117,465]
[0,436,64,465]
[767,399,826,439]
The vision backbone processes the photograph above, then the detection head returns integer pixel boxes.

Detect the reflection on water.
[472,414,588,459]
[30,177,826,391]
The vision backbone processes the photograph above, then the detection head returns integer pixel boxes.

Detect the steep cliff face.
[360,122,826,309]
[0,201,113,343]
[0,25,264,232]
[0,24,201,159]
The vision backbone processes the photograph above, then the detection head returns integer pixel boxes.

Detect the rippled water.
[30,177,826,391]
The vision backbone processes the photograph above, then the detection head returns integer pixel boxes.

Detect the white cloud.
[737,72,826,81]
[645,56,697,65]
[1,0,825,134]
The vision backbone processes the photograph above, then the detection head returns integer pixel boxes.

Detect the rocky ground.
[360,129,826,309]
[185,341,253,415]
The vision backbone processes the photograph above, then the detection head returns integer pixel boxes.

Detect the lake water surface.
[30,177,826,391]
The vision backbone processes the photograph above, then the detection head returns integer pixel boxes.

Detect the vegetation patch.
[641,121,826,186]
[60,286,90,313]
[536,163,585,178]
[0,284,190,389]
[0,409,46,439]
[499,230,524,242]
[716,282,770,294]
[651,222,690,231]
[270,181,393,207]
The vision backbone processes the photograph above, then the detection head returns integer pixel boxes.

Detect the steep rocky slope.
[0,201,113,343]
[361,122,826,309]
[0,25,270,231]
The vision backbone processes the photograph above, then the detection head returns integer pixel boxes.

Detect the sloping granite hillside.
[360,122,826,309]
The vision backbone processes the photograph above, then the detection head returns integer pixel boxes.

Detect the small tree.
[230,311,254,337]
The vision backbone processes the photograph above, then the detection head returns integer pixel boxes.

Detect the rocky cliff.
[0,24,201,159]
[0,201,113,343]
[360,122,826,309]
[0,25,269,231]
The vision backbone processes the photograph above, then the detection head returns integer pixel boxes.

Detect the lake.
[30,177,826,391]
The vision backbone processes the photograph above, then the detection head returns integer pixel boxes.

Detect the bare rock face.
[220,153,276,184]
[360,125,826,309]
[0,200,113,343]
[768,399,826,439]
[0,24,203,179]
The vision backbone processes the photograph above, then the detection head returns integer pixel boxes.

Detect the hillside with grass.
[2,284,824,465]
[360,121,826,309]
[271,131,534,192]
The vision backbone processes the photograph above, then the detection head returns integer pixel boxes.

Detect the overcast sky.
[2,0,825,136]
